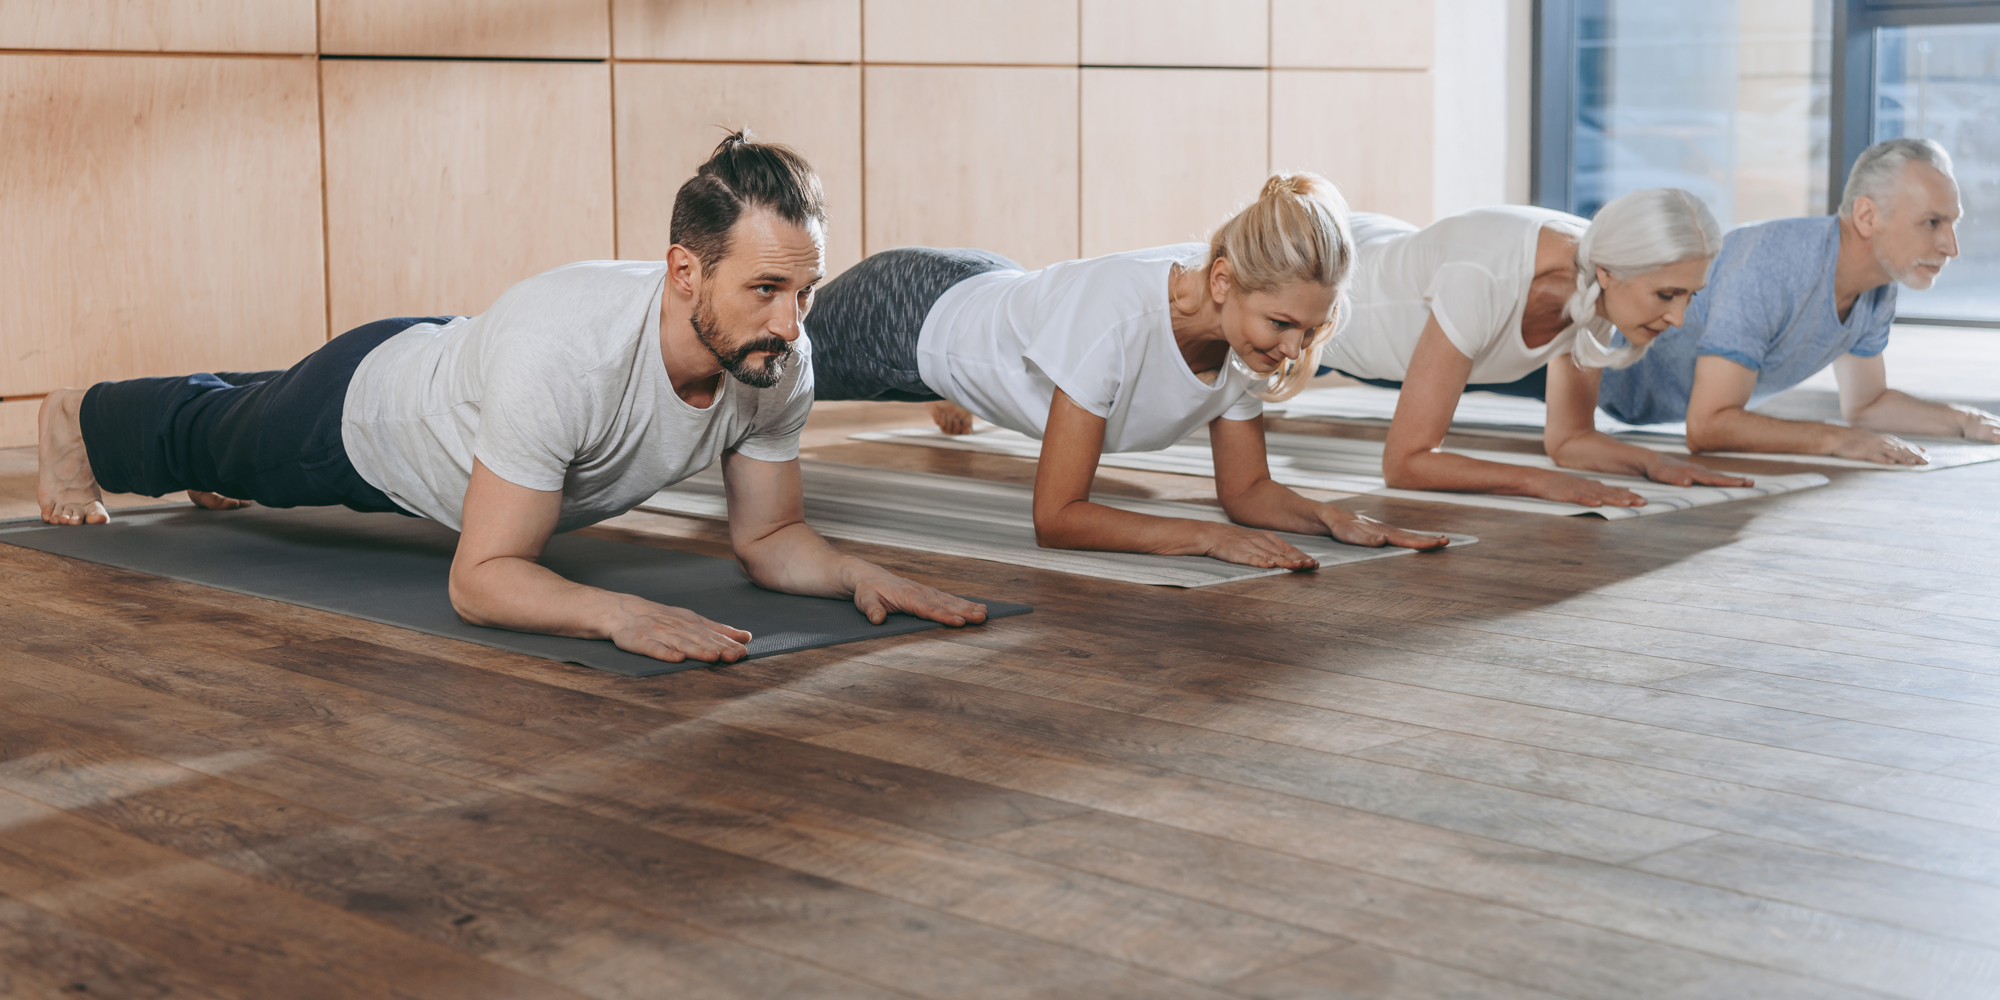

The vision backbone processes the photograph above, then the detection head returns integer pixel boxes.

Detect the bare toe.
[187,490,249,511]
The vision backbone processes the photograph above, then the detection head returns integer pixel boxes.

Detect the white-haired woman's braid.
[1562,187,1722,370]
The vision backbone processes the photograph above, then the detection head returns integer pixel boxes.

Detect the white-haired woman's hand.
[1530,470,1648,508]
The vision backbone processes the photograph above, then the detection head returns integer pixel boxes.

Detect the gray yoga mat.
[0,504,1030,678]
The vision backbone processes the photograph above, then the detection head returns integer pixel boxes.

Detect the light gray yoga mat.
[1272,385,2000,472]
[640,461,1474,588]
[852,427,1830,519]
[0,504,1030,678]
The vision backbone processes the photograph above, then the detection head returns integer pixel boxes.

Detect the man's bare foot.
[927,399,976,435]
[37,388,109,525]
[188,490,250,510]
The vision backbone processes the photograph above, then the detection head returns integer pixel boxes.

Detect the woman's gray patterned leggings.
[806,246,1022,401]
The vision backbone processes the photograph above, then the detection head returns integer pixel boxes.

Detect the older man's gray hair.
[1839,138,1955,219]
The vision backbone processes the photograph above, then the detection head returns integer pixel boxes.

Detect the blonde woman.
[1318,188,1752,507]
[808,173,1449,569]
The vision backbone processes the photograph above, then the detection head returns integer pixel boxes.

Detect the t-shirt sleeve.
[1425,262,1509,359]
[1690,242,1790,372]
[1022,319,1127,419]
[1223,390,1264,421]
[472,333,594,493]
[730,334,816,463]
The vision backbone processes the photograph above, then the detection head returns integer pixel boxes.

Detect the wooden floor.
[4,396,2000,999]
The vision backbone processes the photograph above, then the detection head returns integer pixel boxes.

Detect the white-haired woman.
[1316,188,1752,506]
[808,173,1448,570]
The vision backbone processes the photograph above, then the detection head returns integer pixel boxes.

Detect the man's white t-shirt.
[1320,206,1587,385]
[915,243,1264,453]
[340,260,814,532]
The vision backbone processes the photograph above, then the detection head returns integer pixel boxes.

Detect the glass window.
[1874,23,2000,322]
[1568,0,1832,227]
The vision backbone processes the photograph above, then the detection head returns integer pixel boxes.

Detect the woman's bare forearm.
[1384,449,1559,496]
[1547,431,1661,477]
[1034,499,1220,555]
[1218,477,1336,534]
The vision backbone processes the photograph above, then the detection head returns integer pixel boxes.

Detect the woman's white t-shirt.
[915,243,1264,453]
[1320,205,1586,385]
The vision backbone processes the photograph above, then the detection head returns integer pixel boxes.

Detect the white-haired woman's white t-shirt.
[915,243,1264,454]
[1320,206,1587,385]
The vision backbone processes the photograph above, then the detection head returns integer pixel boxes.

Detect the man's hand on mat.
[1833,430,1929,466]
[851,569,988,627]
[607,598,754,664]
[1535,471,1646,508]
[1641,457,1753,489]
[1319,508,1451,551]
[1202,524,1320,570]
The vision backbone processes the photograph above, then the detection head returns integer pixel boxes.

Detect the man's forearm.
[449,555,626,638]
[1686,407,1850,455]
[1850,389,1984,437]
[733,521,878,598]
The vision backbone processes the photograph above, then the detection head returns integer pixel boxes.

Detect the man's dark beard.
[690,293,793,389]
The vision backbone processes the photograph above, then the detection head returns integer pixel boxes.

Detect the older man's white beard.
[1880,249,1948,291]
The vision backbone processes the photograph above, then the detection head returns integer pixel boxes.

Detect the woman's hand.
[1199,522,1320,570]
[1530,470,1646,507]
[1642,456,1753,488]
[1317,505,1451,549]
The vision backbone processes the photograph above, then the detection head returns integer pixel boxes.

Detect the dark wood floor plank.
[730,657,1719,864]
[0,790,586,1000]
[846,634,2000,832]
[818,718,1959,999]
[0,893,242,1000]
[915,605,1994,773]
[0,655,1246,1000]
[15,621,1325,988]
[0,713,925,1000]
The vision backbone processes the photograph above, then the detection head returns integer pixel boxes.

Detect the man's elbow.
[1682,412,1730,453]
[446,569,497,626]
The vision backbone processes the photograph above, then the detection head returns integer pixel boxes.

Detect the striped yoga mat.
[851,426,1830,519]
[640,460,1473,588]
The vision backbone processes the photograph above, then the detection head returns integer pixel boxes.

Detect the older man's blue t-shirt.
[1597,215,1896,425]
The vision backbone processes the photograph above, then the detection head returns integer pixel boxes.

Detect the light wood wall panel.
[319,0,608,58]
[615,63,862,275]
[321,60,614,333]
[0,398,40,450]
[1272,69,1435,224]
[1080,0,1267,68]
[864,0,1078,65]
[0,0,316,53]
[1272,0,1433,69]
[1080,68,1268,257]
[613,0,860,62]
[0,54,325,398]
[865,65,1079,270]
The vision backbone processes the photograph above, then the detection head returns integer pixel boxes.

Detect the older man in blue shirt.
[1599,138,2000,464]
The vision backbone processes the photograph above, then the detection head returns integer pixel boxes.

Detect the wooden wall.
[0,0,1438,447]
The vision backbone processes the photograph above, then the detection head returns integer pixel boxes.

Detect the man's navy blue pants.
[79,317,452,513]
